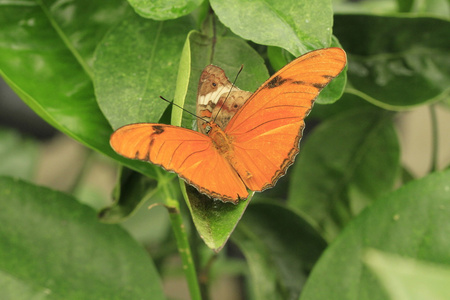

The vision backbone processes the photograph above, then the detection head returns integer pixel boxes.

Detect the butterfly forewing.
[110,123,248,202]
[225,48,347,191]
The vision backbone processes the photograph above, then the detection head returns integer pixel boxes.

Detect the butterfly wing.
[110,123,248,202]
[196,65,251,134]
[224,47,347,191]
[211,90,252,131]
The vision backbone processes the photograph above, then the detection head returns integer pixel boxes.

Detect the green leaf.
[94,15,195,130]
[0,128,38,180]
[333,0,397,14]
[299,169,450,300]
[334,14,450,109]
[289,109,400,240]
[128,0,204,20]
[232,201,327,300]
[40,0,129,72]
[308,92,380,121]
[0,176,165,300]
[364,249,450,300]
[183,184,252,251]
[0,0,158,175]
[267,46,294,72]
[210,0,334,56]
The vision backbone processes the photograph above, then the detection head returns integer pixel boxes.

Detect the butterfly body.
[207,122,253,181]
[111,48,347,203]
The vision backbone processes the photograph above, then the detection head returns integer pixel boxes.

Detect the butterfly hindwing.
[210,90,252,131]
[196,65,252,134]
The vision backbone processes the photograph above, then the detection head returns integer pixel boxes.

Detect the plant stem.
[198,254,217,300]
[429,104,439,173]
[158,170,201,300]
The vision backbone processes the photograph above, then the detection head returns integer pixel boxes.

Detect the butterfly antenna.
[159,96,208,122]
[213,65,244,123]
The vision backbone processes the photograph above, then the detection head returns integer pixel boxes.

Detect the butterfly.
[110,47,347,203]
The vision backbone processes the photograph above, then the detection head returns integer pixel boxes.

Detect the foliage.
[0,0,449,299]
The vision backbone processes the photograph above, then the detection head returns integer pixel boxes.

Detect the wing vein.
[178,143,210,169]
[234,116,300,136]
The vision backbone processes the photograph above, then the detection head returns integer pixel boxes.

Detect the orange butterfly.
[110,48,347,203]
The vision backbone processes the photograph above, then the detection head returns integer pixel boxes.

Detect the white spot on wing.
[198,84,232,105]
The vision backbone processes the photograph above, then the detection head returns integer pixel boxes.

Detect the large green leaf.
[0,0,119,145]
[37,0,130,71]
[128,0,203,20]
[289,108,400,240]
[299,169,450,300]
[210,0,334,56]
[364,249,450,300]
[334,14,450,109]
[0,0,158,176]
[232,201,327,300]
[0,176,165,300]
[94,15,195,130]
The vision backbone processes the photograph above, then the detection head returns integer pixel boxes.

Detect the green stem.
[158,170,201,300]
[429,104,439,173]
[198,254,216,300]
[190,215,210,300]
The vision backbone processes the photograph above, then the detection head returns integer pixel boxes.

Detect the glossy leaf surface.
[210,0,333,55]
[335,14,450,109]
[94,15,195,130]
[289,108,400,239]
[233,201,327,300]
[128,0,203,20]
[300,169,450,300]
[0,0,159,177]
[365,249,450,300]
[0,176,164,300]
